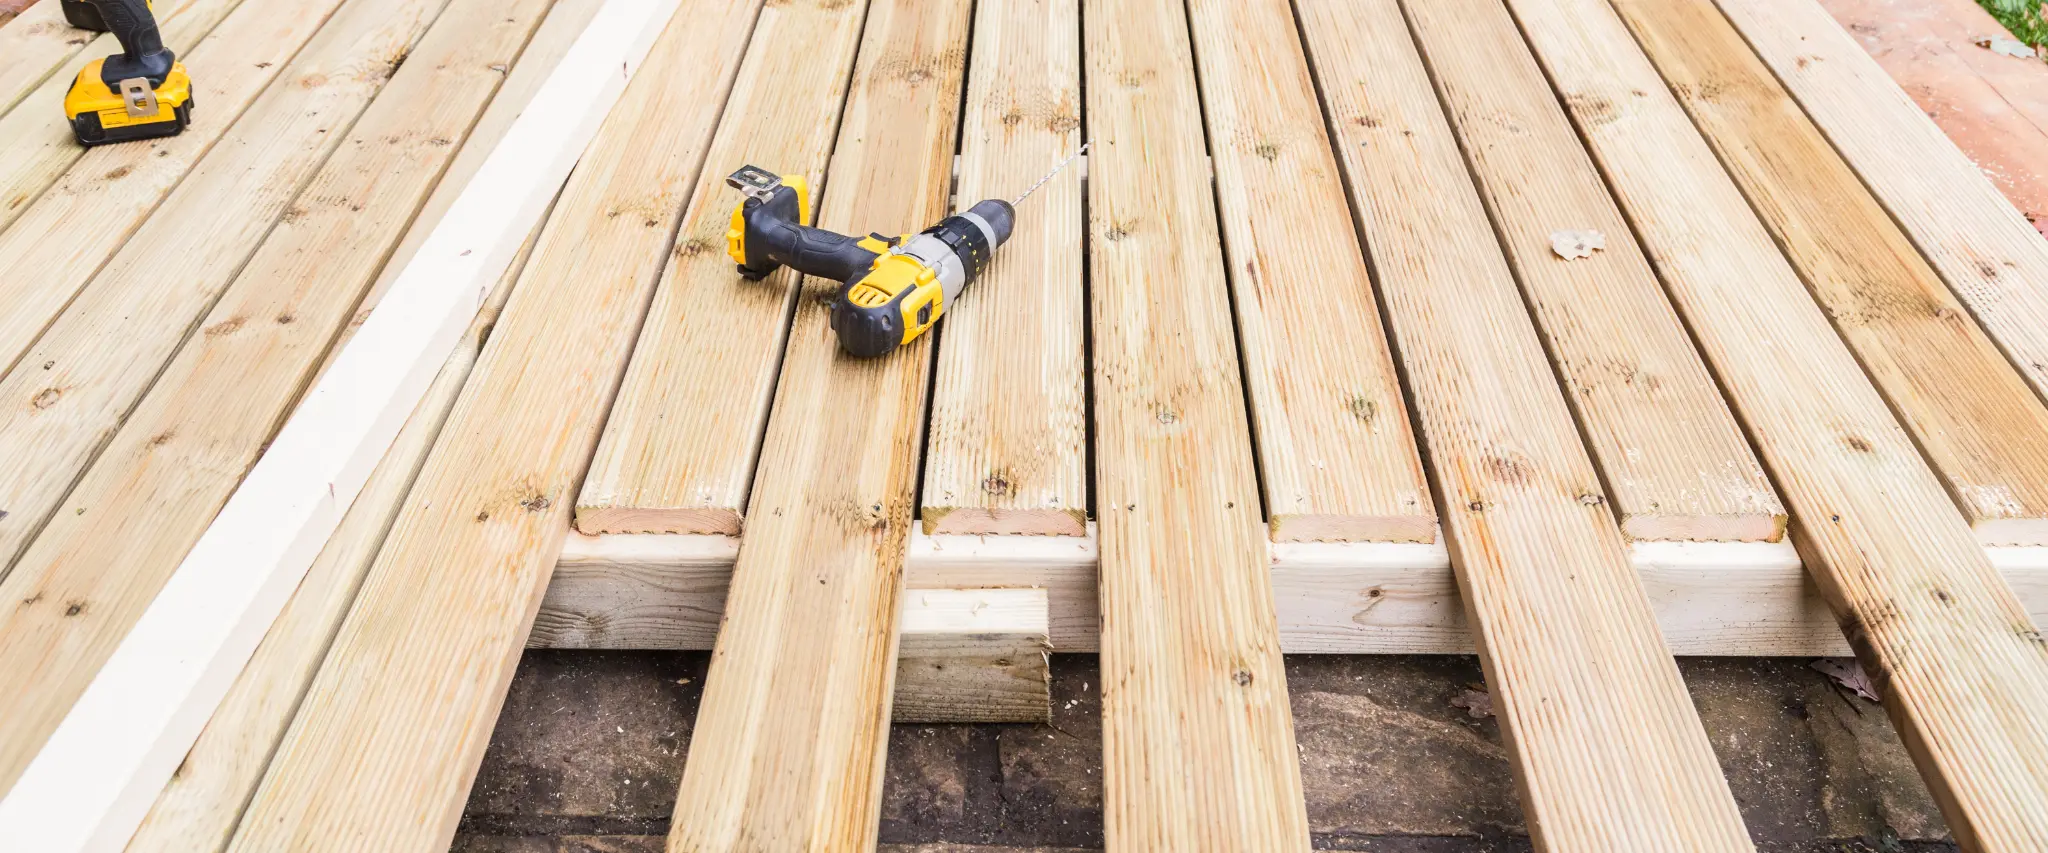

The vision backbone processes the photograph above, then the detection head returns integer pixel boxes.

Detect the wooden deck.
[1,0,2047,848]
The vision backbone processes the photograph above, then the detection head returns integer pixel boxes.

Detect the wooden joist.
[1400,0,1783,544]
[919,0,1087,538]
[0,0,355,382]
[0,0,247,236]
[220,2,762,847]
[885,588,1051,724]
[1615,0,2048,547]
[1713,0,2048,409]
[1507,0,2048,844]
[530,530,2048,658]
[1185,0,1431,544]
[1299,0,1753,845]
[1086,0,1309,844]
[665,0,972,845]
[0,0,469,797]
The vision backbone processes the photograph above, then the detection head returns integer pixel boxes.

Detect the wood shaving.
[1976,35,2039,59]
[1550,228,1606,260]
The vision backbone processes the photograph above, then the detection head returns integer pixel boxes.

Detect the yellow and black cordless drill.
[61,0,194,146]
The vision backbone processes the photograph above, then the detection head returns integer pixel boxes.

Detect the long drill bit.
[1012,141,1091,206]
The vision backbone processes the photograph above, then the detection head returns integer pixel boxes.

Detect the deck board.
[1087,0,1310,844]
[0,0,90,115]
[919,0,1088,538]
[1302,0,1754,845]
[665,0,972,844]
[1510,0,2048,844]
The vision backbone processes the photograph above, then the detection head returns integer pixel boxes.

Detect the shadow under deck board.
[221,2,761,847]
[920,0,1088,538]
[1087,0,1310,845]
[1301,0,1754,846]
[664,0,971,846]
[575,0,873,537]
[1509,0,2048,845]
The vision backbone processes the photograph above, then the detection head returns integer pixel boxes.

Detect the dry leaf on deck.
[1976,35,2038,59]
[1811,657,1880,703]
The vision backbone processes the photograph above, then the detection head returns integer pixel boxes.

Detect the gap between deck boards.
[531,527,2048,657]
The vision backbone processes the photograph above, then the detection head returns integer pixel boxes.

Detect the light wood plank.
[220,3,761,848]
[0,0,89,116]
[919,0,1086,538]
[664,1,970,846]
[1184,0,1432,544]
[576,0,873,536]
[121,1,595,848]
[1086,0,1309,845]
[1616,0,2048,547]
[0,0,354,378]
[537,530,2048,659]
[1715,0,2048,408]
[891,588,1051,724]
[0,0,248,236]
[0,0,471,799]
[1508,0,2048,845]
[1300,0,1754,846]
[1398,0,1783,544]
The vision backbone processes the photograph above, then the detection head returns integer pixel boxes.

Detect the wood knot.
[1577,493,1604,506]
[204,317,246,337]
[520,494,551,512]
[64,600,85,617]
[981,472,1012,496]
[31,388,61,409]
[1233,670,1253,687]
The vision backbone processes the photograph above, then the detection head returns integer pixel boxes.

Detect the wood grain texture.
[1714,0,2048,410]
[0,0,247,237]
[891,588,1051,724]
[1510,0,2048,845]
[221,3,761,847]
[1086,0,1309,846]
[0,0,350,385]
[122,1,594,845]
[576,0,871,536]
[1399,0,1782,544]
[0,0,467,796]
[0,0,88,116]
[1299,1,1752,847]
[1184,0,1431,544]
[919,0,1086,538]
[1616,0,2048,547]
[664,1,969,847]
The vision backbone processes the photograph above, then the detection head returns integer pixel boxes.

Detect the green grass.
[1979,0,2048,49]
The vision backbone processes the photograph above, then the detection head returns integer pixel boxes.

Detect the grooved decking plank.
[1086,0,1309,845]
[1509,0,2048,845]
[0,0,352,387]
[575,0,871,536]
[1616,0,2048,544]
[919,0,1087,538]
[0,0,475,796]
[0,0,89,115]
[664,1,970,846]
[220,3,761,847]
[1714,0,2048,407]
[0,0,246,237]
[1298,0,1753,846]
[1397,0,1782,544]
[120,2,594,846]
[1185,0,1431,544]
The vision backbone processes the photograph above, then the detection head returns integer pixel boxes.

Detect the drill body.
[62,0,194,146]
[724,165,1015,358]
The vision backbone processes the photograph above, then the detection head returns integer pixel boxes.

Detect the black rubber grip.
[95,0,176,90]
[737,186,879,284]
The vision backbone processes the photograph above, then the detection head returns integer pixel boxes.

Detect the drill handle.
[736,186,882,284]
[92,0,175,89]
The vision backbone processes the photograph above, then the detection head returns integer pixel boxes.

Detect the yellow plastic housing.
[64,57,192,130]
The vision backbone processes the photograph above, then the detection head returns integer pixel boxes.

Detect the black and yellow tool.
[61,0,193,147]
[722,144,1087,358]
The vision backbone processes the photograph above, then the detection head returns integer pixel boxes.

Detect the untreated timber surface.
[577,0,871,536]
[1402,0,1782,544]
[920,0,1088,538]
[222,3,761,848]
[1185,0,1432,544]
[122,2,593,846]
[1087,0,1310,845]
[0,0,90,114]
[665,0,971,846]
[1617,0,2048,547]
[1715,0,2048,408]
[0,0,465,796]
[0,0,247,236]
[1303,0,1753,846]
[1511,0,2048,845]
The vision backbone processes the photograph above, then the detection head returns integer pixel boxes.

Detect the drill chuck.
[831,200,1014,357]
